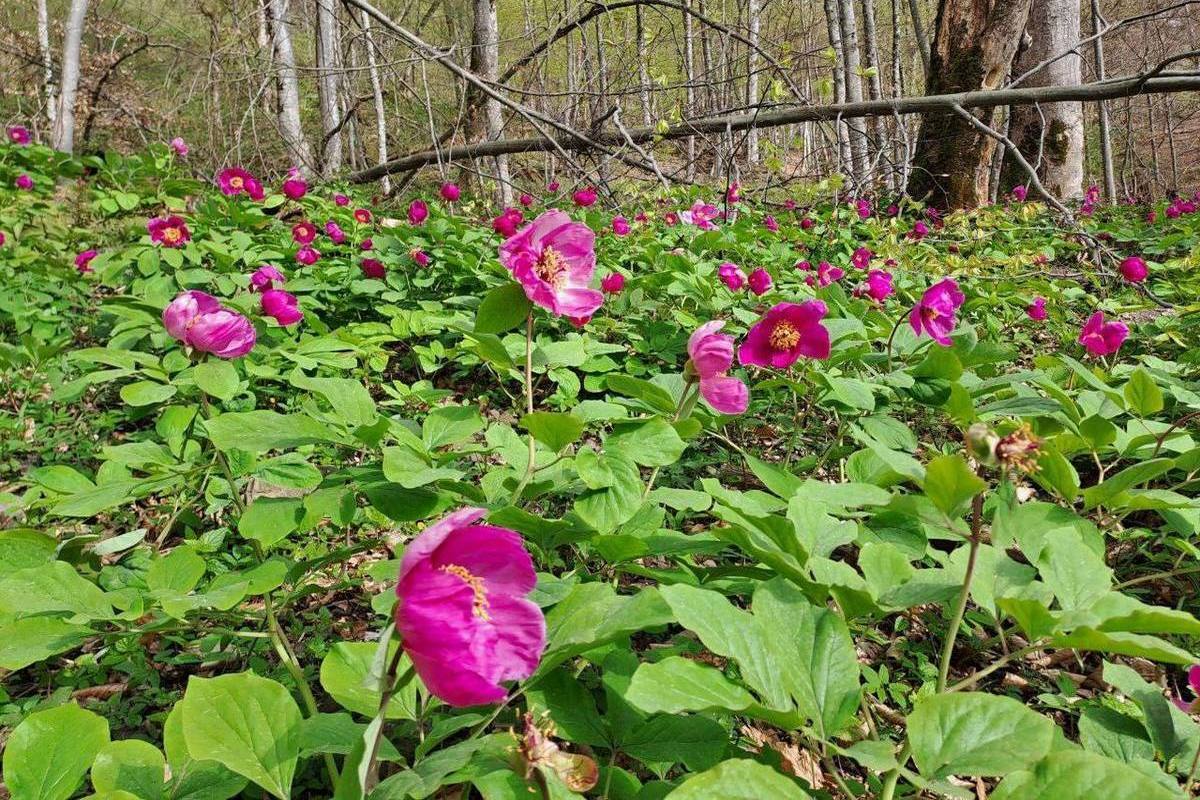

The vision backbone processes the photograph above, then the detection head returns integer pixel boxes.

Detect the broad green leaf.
[0,561,113,621]
[238,497,304,549]
[319,642,418,720]
[163,703,247,800]
[1124,369,1164,417]
[908,692,1057,778]
[290,374,377,427]
[91,740,166,800]
[665,759,809,799]
[605,374,678,414]
[625,657,757,716]
[193,360,239,401]
[0,617,91,670]
[990,750,1178,800]
[203,410,340,452]
[1034,527,1112,610]
[622,715,728,771]
[608,418,686,467]
[422,405,485,449]
[3,703,110,800]
[147,547,206,594]
[474,282,532,334]
[0,528,57,574]
[520,411,584,453]
[1082,458,1175,510]
[923,454,985,517]
[120,381,177,407]
[526,669,609,747]
[540,584,671,672]
[1077,706,1154,764]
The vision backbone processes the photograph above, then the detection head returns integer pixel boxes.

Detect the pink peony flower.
[634,211,648,222]
[282,177,308,200]
[601,272,625,294]
[801,260,844,288]
[856,198,872,219]
[784,199,798,210]
[856,269,894,302]
[170,137,188,156]
[0,231,6,246]
[763,215,779,233]
[440,182,461,202]
[748,268,773,296]
[295,245,320,265]
[75,249,98,273]
[726,183,741,204]
[909,220,930,240]
[519,193,533,207]
[1078,311,1128,357]
[361,258,385,278]
[250,265,286,292]
[147,215,191,248]
[852,246,872,270]
[718,262,747,291]
[1119,256,1148,283]
[499,210,602,318]
[395,507,544,707]
[360,238,374,251]
[163,291,221,340]
[407,200,428,225]
[187,310,257,358]
[909,278,965,346]
[261,289,303,325]
[1174,666,1200,714]
[7,125,30,145]
[687,321,748,414]
[411,248,430,267]
[324,220,346,244]
[547,181,560,193]
[355,208,373,224]
[680,200,719,230]
[739,301,831,368]
[1012,185,1028,202]
[573,187,597,207]
[334,193,350,206]
[1027,297,1047,321]
[292,221,317,244]
[217,167,264,200]
[611,215,630,236]
[493,208,525,238]
[15,174,33,190]
[800,217,814,230]
[887,204,900,217]
[664,211,679,226]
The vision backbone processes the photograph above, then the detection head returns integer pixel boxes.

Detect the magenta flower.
[295,245,319,265]
[800,217,814,230]
[0,231,6,246]
[601,273,625,294]
[718,262,747,291]
[611,216,630,236]
[261,289,303,326]
[634,211,648,222]
[395,507,544,707]
[324,220,346,244]
[1174,666,1200,714]
[801,260,844,288]
[748,268,773,296]
[250,265,285,292]
[547,181,560,193]
[909,220,930,240]
[188,310,257,358]
[292,221,317,245]
[1078,311,1128,357]
[763,215,779,233]
[360,238,374,251]
[909,278,965,346]
[15,174,33,190]
[217,168,264,200]
[500,210,602,319]
[726,183,741,204]
[361,258,385,279]
[573,187,597,207]
[519,193,533,207]
[334,193,350,206]
[440,182,461,202]
[163,291,221,340]
[856,198,872,219]
[739,301,831,369]
[856,269,894,302]
[1119,256,1148,283]
[1012,185,1028,202]
[886,204,900,217]
[687,321,748,415]
[7,125,30,145]
[355,208,373,224]
[411,248,430,267]
[147,216,191,248]
[664,211,679,226]
[1027,297,1047,321]
[852,247,872,270]
[169,137,188,156]
[784,199,797,210]
[75,250,98,273]
[282,177,307,200]
[680,200,719,230]
[407,200,428,225]
[493,208,524,238]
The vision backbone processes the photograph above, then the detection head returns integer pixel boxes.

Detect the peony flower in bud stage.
[1078,311,1128,357]
[800,217,814,230]
[739,301,831,369]
[492,207,525,238]
[687,321,748,414]
[1012,185,1028,201]
[573,187,597,207]
[407,201,427,224]
[148,216,191,248]
[440,182,461,202]
[547,181,560,193]
[395,507,544,707]
[600,272,625,294]
[187,309,257,358]
[292,221,317,245]
[664,211,679,226]
[75,250,98,273]
[909,220,930,240]
[411,248,430,267]
[334,193,350,206]
[801,260,844,288]
[163,291,221,340]
[295,245,319,265]
[282,177,307,200]
[499,210,602,319]
[1119,256,1148,283]
[519,193,533,207]
[15,174,33,190]
[909,278,965,346]
[250,265,286,292]
[856,269,893,302]
[611,215,630,236]
[726,183,741,204]
[1026,297,1047,321]
[748,268,773,296]
[856,198,872,219]
[718,262,747,291]
[261,289,303,326]
[361,258,386,279]
[763,215,779,232]
[360,237,373,251]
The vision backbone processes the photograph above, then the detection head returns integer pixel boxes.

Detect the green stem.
[510,312,537,503]
[879,743,911,800]
[947,642,1044,693]
[937,492,984,693]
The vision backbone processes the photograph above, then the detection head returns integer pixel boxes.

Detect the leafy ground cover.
[2,134,1200,799]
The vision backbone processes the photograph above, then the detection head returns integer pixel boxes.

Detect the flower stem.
[937,491,984,693]
[510,312,537,503]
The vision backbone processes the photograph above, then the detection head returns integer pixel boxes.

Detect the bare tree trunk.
[361,11,391,194]
[838,0,870,179]
[823,0,852,175]
[909,0,1033,208]
[316,0,344,175]
[1090,0,1116,202]
[266,0,316,173]
[907,0,930,78]
[51,0,89,153]
[746,0,760,163]
[859,0,888,185]
[890,0,907,190]
[469,0,512,204]
[683,0,697,180]
[38,0,56,130]
[1003,0,1083,199]
[636,5,653,126]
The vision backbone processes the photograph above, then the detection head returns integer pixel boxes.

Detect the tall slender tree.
[316,0,344,176]
[265,0,315,174]
[51,0,89,153]
[469,0,512,203]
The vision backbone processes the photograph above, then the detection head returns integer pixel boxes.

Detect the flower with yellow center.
[440,563,491,621]
[534,246,568,289]
[768,320,802,351]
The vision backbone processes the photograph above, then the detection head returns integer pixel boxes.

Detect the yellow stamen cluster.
[995,423,1041,475]
[441,563,491,621]
[229,176,244,190]
[768,320,801,351]
[162,227,182,244]
[535,247,568,289]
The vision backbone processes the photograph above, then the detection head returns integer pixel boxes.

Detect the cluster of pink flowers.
[1165,194,1198,219]
[800,260,844,288]
[499,210,603,319]
[250,265,302,326]
[148,216,191,248]
[493,207,524,238]
[217,167,265,201]
[679,200,719,230]
[1078,311,1128,356]
[687,321,748,414]
[162,291,256,359]
[910,278,965,346]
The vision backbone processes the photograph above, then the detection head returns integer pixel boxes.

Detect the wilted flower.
[517,713,599,792]
[361,258,385,278]
[763,215,779,232]
[440,182,461,202]
[852,246,872,269]
[295,245,319,265]
[261,289,303,326]
[1078,311,1128,356]
[909,278,965,346]
[411,248,430,267]
[1119,256,1148,283]
[1027,297,1047,321]
[407,200,427,224]
[718,262,747,291]
[7,125,30,145]
[75,250,98,273]
[15,174,33,190]
[217,167,264,200]
[250,265,285,292]
[748,268,773,296]
[687,321,748,414]
[395,507,545,706]
[324,220,346,244]
[995,423,1041,474]
[493,207,524,238]
[740,301,831,368]
[601,272,625,294]
[292,221,317,245]
[611,215,630,236]
[169,137,188,156]
[282,177,307,200]
[499,210,602,319]
[147,215,191,248]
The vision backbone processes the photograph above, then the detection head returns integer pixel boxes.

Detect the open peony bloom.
[910,278,965,346]
[162,291,256,359]
[909,220,930,240]
[1078,311,1128,357]
[718,262,747,291]
[748,268,773,296]
[163,291,221,339]
[411,248,430,267]
[325,220,346,244]
[261,289,303,326]
[148,216,191,248]
[282,177,307,200]
[295,245,319,265]
[679,200,719,230]
[15,174,33,190]
[75,250,98,273]
[611,215,630,236]
[250,265,286,292]
[663,211,679,226]
[1027,297,1047,321]
[170,137,188,156]
[572,187,597,207]
[726,183,741,204]
[334,193,350,206]
[493,208,524,238]
[852,246,872,270]
[7,125,31,145]
[856,269,894,302]
[687,321,749,414]
[601,272,625,294]
[499,210,603,318]
[407,200,428,225]
[355,207,373,224]
[395,507,545,707]
[856,198,872,219]
[801,260,844,288]
[217,167,264,200]
[739,301,831,368]
[292,221,317,244]
[361,258,386,279]
[1174,666,1200,714]
[440,182,461,202]
[1119,256,1148,282]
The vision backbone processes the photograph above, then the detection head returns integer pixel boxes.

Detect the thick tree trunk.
[469,0,512,204]
[316,0,344,176]
[38,0,56,130]
[838,0,870,179]
[361,11,391,194]
[746,0,760,163]
[1002,0,1083,199]
[266,0,315,174]
[51,0,88,153]
[909,0,1033,208]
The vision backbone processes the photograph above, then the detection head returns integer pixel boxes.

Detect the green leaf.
[91,740,166,800]
[0,528,57,574]
[623,715,728,771]
[1034,527,1112,610]
[525,669,609,747]
[605,374,678,414]
[203,411,340,453]
[422,405,485,449]
[1124,368,1164,417]
[991,750,1179,800]
[319,642,418,720]
[608,418,686,466]
[0,617,90,670]
[193,360,239,401]
[238,497,304,549]
[1083,458,1175,510]
[178,673,302,800]
[163,703,247,800]
[625,657,757,716]
[923,454,985,517]
[665,759,809,799]
[573,451,644,532]
[520,412,585,453]
[908,692,1058,778]
[290,375,378,428]
[1077,707,1154,764]
[0,561,113,621]
[120,381,177,407]
[474,282,531,334]
[147,547,206,594]
[3,703,110,800]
